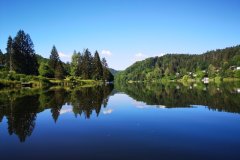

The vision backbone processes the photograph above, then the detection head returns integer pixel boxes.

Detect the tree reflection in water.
[0,82,240,142]
[0,84,113,142]
[115,82,240,113]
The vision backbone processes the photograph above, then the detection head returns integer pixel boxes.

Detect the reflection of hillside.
[115,82,240,113]
[0,85,113,142]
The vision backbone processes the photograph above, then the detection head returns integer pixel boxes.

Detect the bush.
[182,75,190,81]
[234,70,240,78]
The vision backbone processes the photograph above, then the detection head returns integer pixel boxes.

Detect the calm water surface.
[0,83,240,160]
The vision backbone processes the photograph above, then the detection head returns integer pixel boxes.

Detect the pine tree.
[6,36,13,71]
[77,52,83,77]
[93,51,103,80]
[55,62,65,79]
[11,30,39,75]
[49,46,64,79]
[49,45,60,71]
[102,57,109,81]
[0,49,4,65]
[82,49,93,79]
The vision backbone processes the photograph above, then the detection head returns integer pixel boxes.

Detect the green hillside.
[115,45,240,82]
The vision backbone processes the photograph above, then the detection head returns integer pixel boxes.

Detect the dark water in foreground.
[0,82,240,160]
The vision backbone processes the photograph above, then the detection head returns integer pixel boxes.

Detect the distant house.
[230,66,239,70]
[202,77,209,84]
[230,66,235,70]
[236,88,240,93]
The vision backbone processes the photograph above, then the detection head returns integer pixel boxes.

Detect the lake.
[0,82,240,160]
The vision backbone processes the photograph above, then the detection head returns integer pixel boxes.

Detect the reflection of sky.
[103,109,113,115]
[1,92,240,160]
[133,100,166,109]
[60,104,73,115]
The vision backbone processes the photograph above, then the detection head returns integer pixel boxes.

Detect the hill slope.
[115,45,240,82]
[109,68,120,76]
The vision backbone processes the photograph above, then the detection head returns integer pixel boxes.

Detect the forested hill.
[115,45,240,82]
[109,68,120,76]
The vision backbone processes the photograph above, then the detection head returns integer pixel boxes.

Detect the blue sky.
[0,0,240,70]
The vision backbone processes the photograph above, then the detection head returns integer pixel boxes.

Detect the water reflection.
[0,85,113,142]
[115,82,240,113]
[1,82,240,143]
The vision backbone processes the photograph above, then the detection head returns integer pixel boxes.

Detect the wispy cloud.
[101,49,112,57]
[59,52,71,62]
[134,52,147,61]
[133,52,166,63]
[155,53,166,57]
[103,109,113,115]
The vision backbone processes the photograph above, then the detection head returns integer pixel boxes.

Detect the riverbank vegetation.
[0,30,114,88]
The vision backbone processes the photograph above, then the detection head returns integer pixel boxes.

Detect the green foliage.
[70,51,81,76]
[49,45,60,71]
[234,70,240,78]
[102,58,109,81]
[38,62,54,78]
[49,46,65,79]
[182,75,191,81]
[82,49,93,79]
[0,49,4,65]
[92,51,103,80]
[1,30,114,82]
[116,45,240,82]
[11,30,39,75]
[108,68,119,76]
[208,64,216,78]
[54,63,65,79]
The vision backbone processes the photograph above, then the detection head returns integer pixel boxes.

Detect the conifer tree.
[82,49,92,79]
[49,45,64,79]
[49,45,60,71]
[93,51,103,80]
[102,57,109,81]
[11,30,38,75]
[0,49,4,65]
[55,62,65,79]
[6,36,13,71]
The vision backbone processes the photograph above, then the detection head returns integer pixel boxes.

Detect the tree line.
[0,30,114,81]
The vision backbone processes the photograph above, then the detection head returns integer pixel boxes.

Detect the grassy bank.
[0,72,103,89]
[125,77,240,84]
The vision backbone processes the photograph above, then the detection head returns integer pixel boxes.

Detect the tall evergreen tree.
[82,49,93,79]
[55,62,65,79]
[0,49,4,65]
[49,45,60,71]
[77,52,83,77]
[11,30,38,75]
[6,36,13,71]
[93,51,103,80]
[102,57,109,81]
[49,46,64,79]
